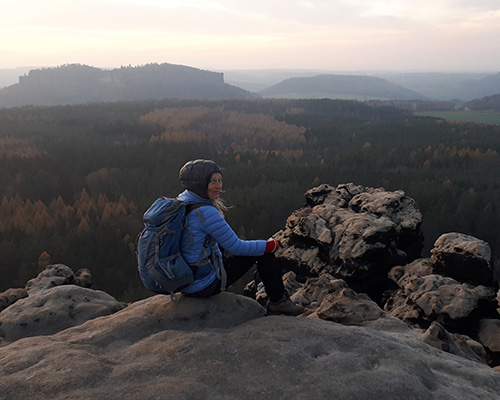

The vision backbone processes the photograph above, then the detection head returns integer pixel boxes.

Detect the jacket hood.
[179,159,222,199]
[177,190,213,204]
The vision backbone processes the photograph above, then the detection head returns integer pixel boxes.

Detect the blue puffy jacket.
[177,190,267,293]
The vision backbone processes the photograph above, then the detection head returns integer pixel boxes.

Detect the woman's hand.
[265,239,280,253]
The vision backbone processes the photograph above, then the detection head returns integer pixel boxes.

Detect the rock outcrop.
[261,184,500,368]
[273,183,424,301]
[431,232,494,286]
[0,288,27,313]
[0,264,125,344]
[2,292,500,400]
[25,263,93,293]
[2,183,500,399]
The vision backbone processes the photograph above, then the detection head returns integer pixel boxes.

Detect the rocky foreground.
[2,183,500,399]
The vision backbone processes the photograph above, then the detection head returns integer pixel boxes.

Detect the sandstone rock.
[1,292,500,400]
[25,264,92,294]
[384,293,424,326]
[431,233,494,286]
[0,288,27,313]
[0,285,125,343]
[75,267,93,288]
[274,183,424,301]
[348,188,424,260]
[314,287,385,325]
[287,273,385,325]
[478,319,500,353]
[250,184,500,371]
[386,258,496,332]
[54,291,266,346]
[411,279,494,322]
[290,273,349,310]
[388,258,436,284]
[422,321,487,363]
[304,183,367,207]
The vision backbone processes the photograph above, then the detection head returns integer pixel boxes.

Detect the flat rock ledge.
[1,292,500,400]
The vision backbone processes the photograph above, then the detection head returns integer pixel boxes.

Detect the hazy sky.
[1,0,499,72]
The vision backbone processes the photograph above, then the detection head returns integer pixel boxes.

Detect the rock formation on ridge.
[251,183,500,366]
[0,63,257,108]
[271,183,424,300]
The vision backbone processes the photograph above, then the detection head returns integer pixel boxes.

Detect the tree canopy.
[1,98,499,301]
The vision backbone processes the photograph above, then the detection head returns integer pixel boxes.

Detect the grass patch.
[415,111,500,126]
[261,92,394,101]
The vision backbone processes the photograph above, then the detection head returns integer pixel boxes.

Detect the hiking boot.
[266,292,304,316]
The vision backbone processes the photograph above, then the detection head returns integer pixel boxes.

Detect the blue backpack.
[136,197,205,296]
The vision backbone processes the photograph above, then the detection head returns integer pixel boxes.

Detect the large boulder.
[26,264,93,294]
[384,233,500,367]
[386,258,497,332]
[422,321,487,363]
[477,318,500,366]
[0,285,126,343]
[478,319,500,353]
[287,273,385,325]
[0,288,27,313]
[274,183,424,301]
[431,232,494,286]
[1,292,500,400]
[0,264,122,345]
[385,231,499,334]
[253,269,487,365]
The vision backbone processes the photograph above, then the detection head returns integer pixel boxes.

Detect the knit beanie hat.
[179,159,222,199]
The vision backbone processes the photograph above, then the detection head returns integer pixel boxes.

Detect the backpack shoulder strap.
[185,202,212,221]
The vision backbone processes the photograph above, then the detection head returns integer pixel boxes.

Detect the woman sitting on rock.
[177,159,303,316]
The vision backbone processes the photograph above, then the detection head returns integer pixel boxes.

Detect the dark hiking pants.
[186,253,285,302]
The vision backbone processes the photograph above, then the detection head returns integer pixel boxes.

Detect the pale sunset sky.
[1,0,499,72]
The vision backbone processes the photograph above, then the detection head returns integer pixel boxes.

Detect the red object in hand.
[265,239,280,253]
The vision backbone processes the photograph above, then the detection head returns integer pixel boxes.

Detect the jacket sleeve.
[198,206,267,256]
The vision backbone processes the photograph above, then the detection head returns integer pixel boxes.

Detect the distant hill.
[223,69,500,101]
[222,68,333,92]
[464,94,500,111]
[476,73,500,99]
[258,74,424,100]
[378,72,500,101]
[0,63,257,108]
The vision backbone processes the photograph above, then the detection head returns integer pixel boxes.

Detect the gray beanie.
[179,159,222,199]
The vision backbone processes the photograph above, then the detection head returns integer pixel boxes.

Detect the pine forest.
[1,98,500,300]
